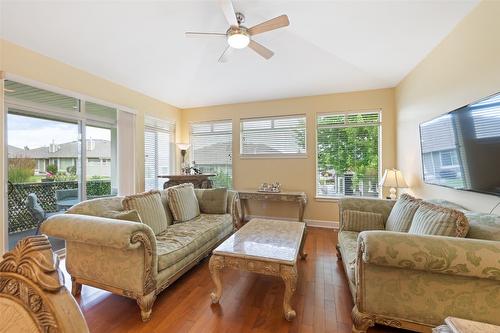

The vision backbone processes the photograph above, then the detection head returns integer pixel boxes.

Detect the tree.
[316,114,379,191]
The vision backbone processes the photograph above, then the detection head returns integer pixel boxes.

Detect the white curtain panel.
[117,110,136,196]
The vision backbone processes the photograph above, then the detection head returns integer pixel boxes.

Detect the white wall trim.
[245,214,338,229]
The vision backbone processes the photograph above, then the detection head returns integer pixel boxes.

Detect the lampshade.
[380,169,408,188]
[177,143,190,150]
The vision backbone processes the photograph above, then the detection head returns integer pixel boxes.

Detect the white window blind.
[190,120,232,188]
[240,115,306,156]
[144,118,175,191]
[316,111,381,198]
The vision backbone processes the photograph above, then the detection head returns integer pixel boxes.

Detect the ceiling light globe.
[228,32,250,49]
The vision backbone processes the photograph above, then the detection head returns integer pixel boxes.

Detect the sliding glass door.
[5,80,118,252]
[7,111,82,251]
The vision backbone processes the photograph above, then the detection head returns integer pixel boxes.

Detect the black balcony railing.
[8,180,112,233]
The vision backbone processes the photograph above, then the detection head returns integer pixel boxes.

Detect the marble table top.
[444,317,500,333]
[213,218,305,265]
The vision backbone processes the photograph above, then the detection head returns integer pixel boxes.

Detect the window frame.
[315,109,382,200]
[189,119,233,188]
[144,117,176,191]
[239,114,308,159]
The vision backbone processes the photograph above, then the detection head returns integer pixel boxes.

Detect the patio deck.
[8,228,65,251]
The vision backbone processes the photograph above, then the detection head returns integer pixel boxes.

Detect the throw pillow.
[100,210,142,223]
[385,193,422,232]
[194,188,228,214]
[167,183,200,222]
[159,189,175,226]
[341,210,384,232]
[409,202,469,237]
[122,191,169,235]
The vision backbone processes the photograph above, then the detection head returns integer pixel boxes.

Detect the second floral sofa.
[337,194,500,333]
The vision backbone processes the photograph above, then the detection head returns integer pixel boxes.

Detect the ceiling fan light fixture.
[227,29,250,49]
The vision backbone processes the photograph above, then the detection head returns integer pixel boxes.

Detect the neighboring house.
[192,142,279,187]
[8,139,111,178]
[420,115,463,185]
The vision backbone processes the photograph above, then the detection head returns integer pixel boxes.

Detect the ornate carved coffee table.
[209,218,307,321]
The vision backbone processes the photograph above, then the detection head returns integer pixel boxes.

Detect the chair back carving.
[0,235,89,333]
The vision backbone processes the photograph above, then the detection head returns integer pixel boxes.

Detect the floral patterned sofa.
[337,196,500,333]
[41,187,239,322]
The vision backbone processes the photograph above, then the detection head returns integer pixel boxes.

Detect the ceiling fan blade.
[248,14,289,36]
[218,0,239,27]
[248,40,274,60]
[218,45,233,63]
[185,32,226,38]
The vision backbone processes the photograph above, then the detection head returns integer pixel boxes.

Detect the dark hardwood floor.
[62,227,408,333]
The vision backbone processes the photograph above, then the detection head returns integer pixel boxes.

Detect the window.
[144,118,175,191]
[190,120,232,188]
[240,115,306,156]
[5,79,122,251]
[440,150,458,167]
[316,111,381,198]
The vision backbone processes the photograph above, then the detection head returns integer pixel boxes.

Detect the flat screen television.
[419,92,500,196]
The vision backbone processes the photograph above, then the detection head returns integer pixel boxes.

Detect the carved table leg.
[280,265,298,321]
[137,291,156,322]
[299,227,308,260]
[298,198,305,222]
[209,255,225,304]
[71,276,82,297]
[240,199,246,224]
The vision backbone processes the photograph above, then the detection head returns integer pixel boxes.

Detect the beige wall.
[396,1,500,214]
[0,39,181,252]
[182,88,396,225]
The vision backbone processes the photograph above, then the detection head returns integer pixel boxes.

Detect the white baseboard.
[246,215,338,229]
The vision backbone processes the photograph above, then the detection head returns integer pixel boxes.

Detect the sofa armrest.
[358,231,500,281]
[41,214,157,252]
[339,198,395,230]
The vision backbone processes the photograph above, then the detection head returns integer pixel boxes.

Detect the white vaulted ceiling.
[0,1,478,108]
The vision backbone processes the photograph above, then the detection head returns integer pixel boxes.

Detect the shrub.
[8,158,35,183]
[46,164,58,175]
[54,172,77,181]
[66,165,77,174]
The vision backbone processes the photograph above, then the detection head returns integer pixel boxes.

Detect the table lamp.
[380,168,408,200]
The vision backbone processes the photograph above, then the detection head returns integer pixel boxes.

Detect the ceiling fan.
[185,0,290,62]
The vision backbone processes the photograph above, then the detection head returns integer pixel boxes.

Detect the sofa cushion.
[194,188,228,214]
[156,214,233,271]
[409,202,469,237]
[385,193,422,232]
[159,190,174,226]
[338,231,359,284]
[122,191,169,235]
[167,183,200,222]
[463,211,500,241]
[341,210,384,232]
[100,210,142,222]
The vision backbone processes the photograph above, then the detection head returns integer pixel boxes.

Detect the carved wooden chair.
[0,235,89,333]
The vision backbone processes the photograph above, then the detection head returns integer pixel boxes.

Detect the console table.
[158,174,216,189]
[237,190,307,224]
